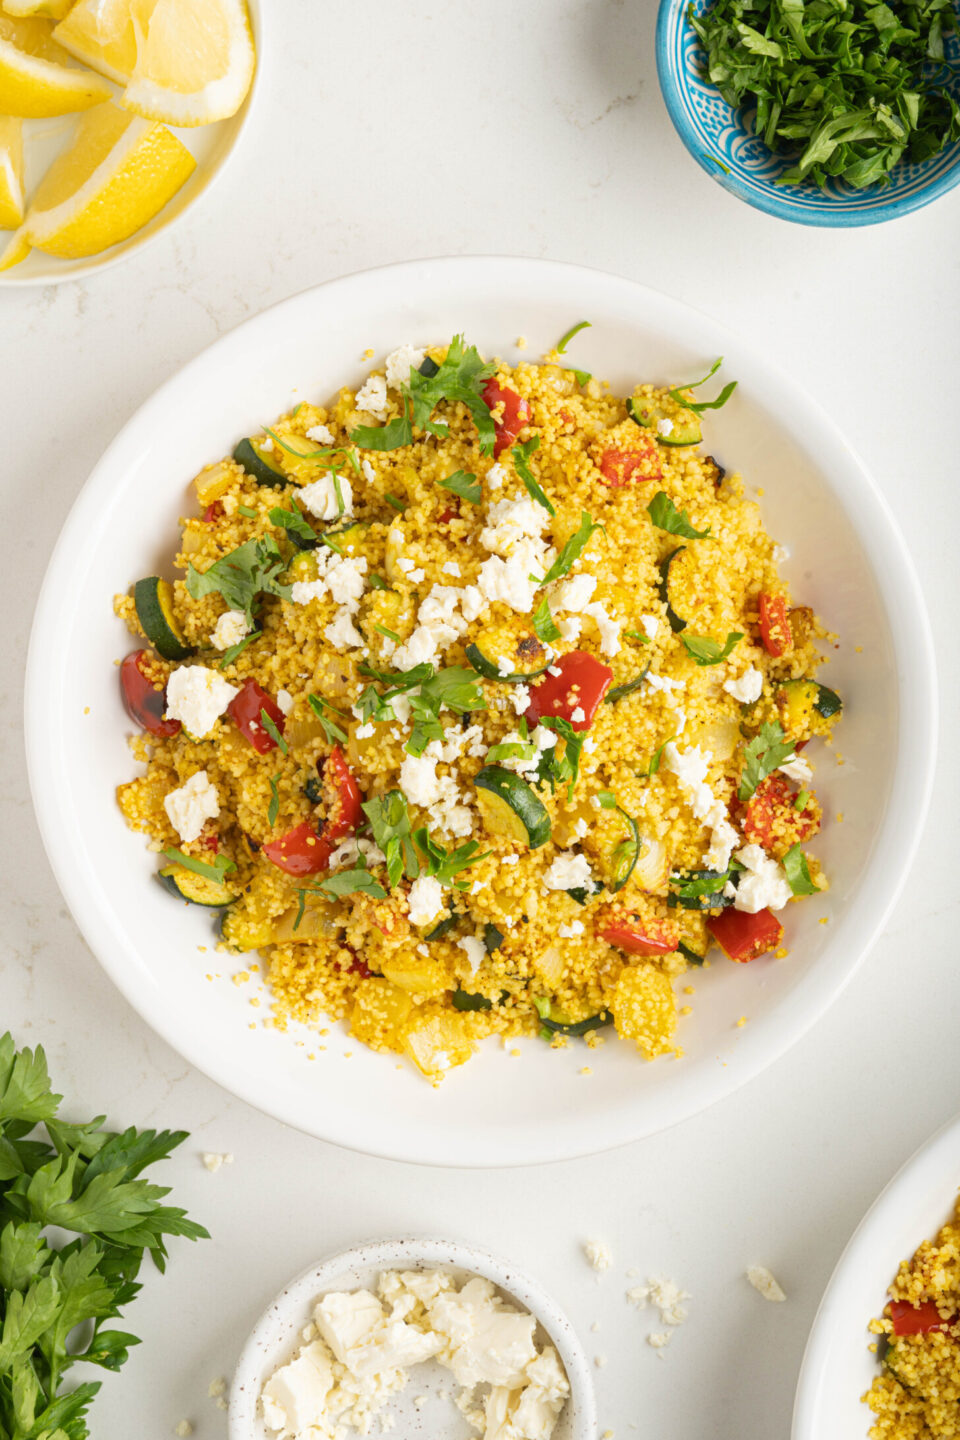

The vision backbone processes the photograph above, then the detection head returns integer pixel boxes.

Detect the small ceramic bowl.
[0,0,262,286]
[229,1237,597,1440]
[656,0,960,227]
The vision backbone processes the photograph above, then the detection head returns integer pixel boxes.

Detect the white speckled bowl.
[228,1238,597,1440]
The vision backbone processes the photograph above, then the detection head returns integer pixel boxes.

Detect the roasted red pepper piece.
[227,679,286,754]
[889,1300,957,1336]
[598,909,679,956]
[598,435,661,486]
[482,379,531,457]
[202,501,224,523]
[262,822,334,877]
[708,907,783,963]
[119,650,181,738]
[321,745,363,842]
[264,747,363,877]
[523,651,613,732]
[739,773,820,852]
[758,593,792,657]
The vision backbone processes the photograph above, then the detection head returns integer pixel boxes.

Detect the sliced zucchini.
[609,809,640,894]
[483,922,505,953]
[475,766,552,849]
[322,521,370,556]
[605,664,651,704]
[776,678,843,734]
[667,868,736,911]
[220,909,276,951]
[286,552,319,584]
[627,395,702,447]
[134,577,194,661]
[539,1005,614,1037]
[157,864,234,907]
[465,642,550,684]
[566,886,592,905]
[678,940,706,966]
[424,913,459,941]
[657,547,688,634]
[451,988,493,1011]
[233,437,287,487]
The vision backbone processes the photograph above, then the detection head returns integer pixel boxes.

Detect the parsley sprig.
[681,631,744,666]
[362,791,419,889]
[185,536,291,623]
[513,436,555,515]
[350,336,497,453]
[738,720,797,800]
[535,511,602,586]
[412,832,491,889]
[647,491,711,540]
[0,1034,207,1440]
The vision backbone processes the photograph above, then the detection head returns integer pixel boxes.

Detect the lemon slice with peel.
[1,99,194,265]
[52,0,149,84]
[0,115,24,227]
[121,0,253,127]
[0,11,112,114]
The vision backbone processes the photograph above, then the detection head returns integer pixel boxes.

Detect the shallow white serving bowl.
[25,257,936,1165]
[0,0,261,287]
[228,1237,595,1440]
[793,1113,960,1440]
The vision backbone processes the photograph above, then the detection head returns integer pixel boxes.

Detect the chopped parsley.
[412,831,491,889]
[374,623,401,643]
[161,848,236,884]
[668,357,737,414]
[267,774,281,827]
[185,536,291,623]
[307,692,348,744]
[406,667,486,757]
[535,511,602,586]
[384,493,406,511]
[783,842,820,896]
[350,335,496,453]
[269,502,317,550]
[681,630,744,666]
[647,491,711,540]
[532,595,561,644]
[647,733,679,776]
[536,716,584,800]
[513,435,555,515]
[237,503,258,517]
[738,720,796,801]
[362,790,419,889]
[438,469,482,505]
[555,319,592,385]
[218,630,260,669]
[605,666,651,704]
[314,869,388,900]
[259,708,287,753]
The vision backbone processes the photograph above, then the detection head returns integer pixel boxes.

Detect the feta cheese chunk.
[723,666,763,704]
[163,770,219,844]
[733,843,792,914]
[542,851,595,894]
[384,344,426,388]
[261,1342,335,1434]
[298,471,353,521]
[550,573,596,614]
[428,1277,537,1388]
[210,608,250,651]
[408,875,444,927]
[584,1239,612,1271]
[305,423,335,445]
[458,935,485,975]
[355,374,389,420]
[779,753,813,785]
[164,665,238,738]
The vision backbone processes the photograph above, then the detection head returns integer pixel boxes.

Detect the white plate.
[0,0,262,287]
[793,1113,960,1440]
[24,257,937,1166]
[228,1238,596,1440]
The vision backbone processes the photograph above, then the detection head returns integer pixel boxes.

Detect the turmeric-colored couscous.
[865,1194,960,1438]
[115,332,841,1082]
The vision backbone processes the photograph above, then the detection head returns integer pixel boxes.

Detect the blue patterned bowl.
[656,0,960,226]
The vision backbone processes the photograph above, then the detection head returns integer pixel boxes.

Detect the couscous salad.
[865,1195,960,1438]
[115,330,842,1082]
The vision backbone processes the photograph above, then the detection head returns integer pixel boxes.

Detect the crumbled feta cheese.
[355,721,375,740]
[298,471,352,523]
[397,557,416,573]
[558,920,585,938]
[355,374,389,420]
[384,344,426,389]
[408,875,444,927]
[657,417,674,437]
[584,1239,612,1271]
[480,495,551,552]
[305,423,335,445]
[164,666,238,738]
[210,608,250,651]
[550,573,596,614]
[511,683,531,715]
[477,545,547,615]
[458,935,485,974]
[645,672,684,693]
[547,665,562,677]
[773,543,790,564]
[640,613,660,641]
[734,843,792,913]
[442,561,462,576]
[583,601,621,656]
[276,689,294,715]
[746,1265,786,1302]
[164,770,220,844]
[328,837,386,870]
[325,607,365,650]
[390,583,483,671]
[723,666,763,704]
[542,852,595,894]
[556,614,582,642]
[260,435,274,452]
[627,1276,690,1327]
[501,853,519,865]
[779,753,813,785]
[486,462,507,489]
[408,567,425,583]
[570,706,586,723]
[664,741,740,873]
[174,1423,193,1438]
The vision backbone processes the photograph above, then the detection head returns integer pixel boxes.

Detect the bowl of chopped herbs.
[656,0,960,225]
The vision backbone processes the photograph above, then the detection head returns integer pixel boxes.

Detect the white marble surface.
[2,2,959,1437]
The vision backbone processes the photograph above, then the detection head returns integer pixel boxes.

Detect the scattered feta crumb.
[164,666,238,738]
[305,423,335,445]
[299,471,354,521]
[355,373,389,419]
[558,921,585,938]
[407,875,444,927]
[201,1151,234,1174]
[276,688,294,715]
[442,561,462,576]
[779,753,813,785]
[627,1276,690,1327]
[640,613,659,641]
[208,1378,227,1399]
[723,666,763,704]
[734,843,792,914]
[584,1239,612,1272]
[174,1423,193,1438]
[542,852,595,894]
[164,770,220,844]
[570,706,586,723]
[746,1265,786,1302]
[210,608,250,651]
[458,935,485,975]
[384,344,426,389]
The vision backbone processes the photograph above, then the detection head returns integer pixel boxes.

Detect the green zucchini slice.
[451,988,493,1012]
[627,396,702,447]
[134,577,195,661]
[475,766,552,849]
[158,864,234,907]
[465,642,550,684]
[605,663,651,704]
[678,940,706,966]
[777,678,843,728]
[609,809,640,894]
[667,868,736,911]
[657,546,688,634]
[483,922,505,953]
[424,914,459,941]
[539,1005,614,1037]
[233,437,287,487]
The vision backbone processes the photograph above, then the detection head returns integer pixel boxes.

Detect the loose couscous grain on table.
[114,330,842,1083]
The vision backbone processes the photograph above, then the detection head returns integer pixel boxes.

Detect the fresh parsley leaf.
[486,739,538,766]
[374,623,401,643]
[268,503,317,549]
[782,843,820,896]
[438,469,482,505]
[259,708,287,754]
[368,574,389,590]
[681,631,744,666]
[647,491,711,540]
[605,666,651,704]
[412,831,491,888]
[185,536,292,623]
[160,848,236,885]
[314,869,388,900]
[406,668,486,758]
[267,774,280,828]
[596,790,617,809]
[556,320,591,353]
[512,435,555,515]
[384,492,406,511]
[535,511,602,587]
[536,716,584,800]
[532,595,561,645]
[668,357,738,414]
[647,733,678,776]
[218,631,260,669]
[624,629,651,644]
[237,504,257,517]
[306,693,348,744]
[362,791,419,889]
[738,721,796,801]
[358,660,434,688]
[350,335,497,454]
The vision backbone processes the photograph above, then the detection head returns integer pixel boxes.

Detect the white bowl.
[228,1237,596,1440]
[793,1113,960,1440]
[24,257,936,1166]
[0,0,262,287]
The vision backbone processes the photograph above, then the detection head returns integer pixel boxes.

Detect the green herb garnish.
[535,511,602,586]
[314,869,388,900]
[532,595,561,645]
[237,504,257,517]
[258,708,287,753]
[375,623,401,643]
[536,716,585,800]
[555,320,592,384]
[782,842,820,896]
[668,357,737,414]
[362,790,419,889]
[794,788,811,812]
[647,491,711,540]
[350,335,496,453]
[368,573,389,590]
[267,774,281,827]
[384,493,406,511]
[738,720,796,801]
[438,469,482,505]
[647,733,679,776]
[513,435,555,516]
[681,631,744,666]
[412,831,491,889]
[406,667,486,757]
[306,692,348,744]
[186,536,292,623]
[161,848,236,884]
[624,629,651,644]
[268,503,317,549]
[218,631,260,669]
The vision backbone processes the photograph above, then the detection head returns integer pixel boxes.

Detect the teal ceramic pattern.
[656,0,960,227]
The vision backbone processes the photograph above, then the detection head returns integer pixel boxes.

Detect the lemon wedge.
[0,9,112,114]
[0,115,24,227]
[2,99,194,264]
[52,0,147,84]
[2,0,76,19]
[121,0,253,126]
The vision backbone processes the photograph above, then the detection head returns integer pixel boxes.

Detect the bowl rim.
[227,1235,597,1440]
[792,1111,960,1438]
[0,0,264,288]
[24,255,938,1166]
[654,0,960,228]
